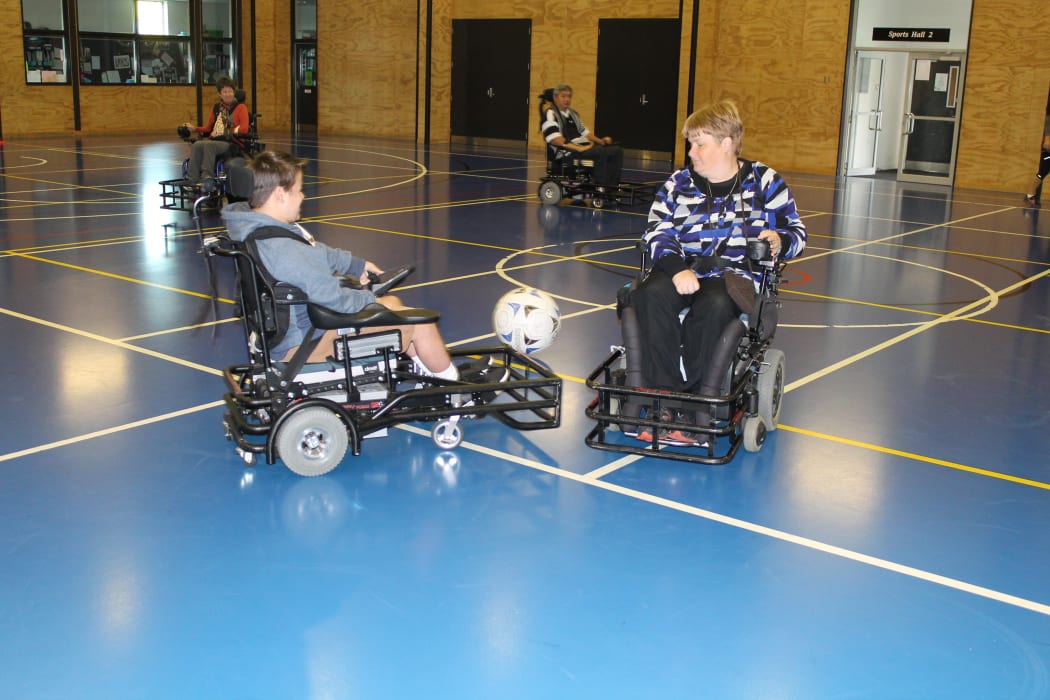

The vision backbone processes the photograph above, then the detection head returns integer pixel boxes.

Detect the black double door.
[451,19,531,142]
[595,18,680,159]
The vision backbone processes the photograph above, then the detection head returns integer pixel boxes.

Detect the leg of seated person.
[281,296,455,375]
[591,145,623,187]
[631,271,689,392]
[679,278,737,391]
[187,142,205,181]
[199,140,231,181]
[378,294,456,378]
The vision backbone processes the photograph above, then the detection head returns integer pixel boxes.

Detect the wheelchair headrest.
[226,161,254,200]
[235,88,246,104]
[539,88,555,102]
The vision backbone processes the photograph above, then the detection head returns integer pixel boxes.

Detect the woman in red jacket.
[181,76,249,184]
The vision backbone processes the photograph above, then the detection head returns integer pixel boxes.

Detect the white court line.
[0,401,224,463]
[396,424,1050,617]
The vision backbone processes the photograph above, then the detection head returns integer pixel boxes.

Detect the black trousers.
[586,144,624,187]
[631,272,737,392]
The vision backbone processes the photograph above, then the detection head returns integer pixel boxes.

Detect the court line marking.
[3,151,1045,615]
[396,423,1050,618]
[786,266,1050,392]
[777,424,1050,490]
[0,401,225,464]
[7,252,235,304]
[0,306,223,376]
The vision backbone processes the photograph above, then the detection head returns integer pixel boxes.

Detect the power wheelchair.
[535,88,655,210]
[202,167,563,477]
[585,237,786,465]
[159,89,265,213]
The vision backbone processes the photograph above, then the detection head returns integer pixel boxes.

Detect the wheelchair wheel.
[592,197,605,210]
[757,348,785,430]
[275,406,348,477]
[432,419,463,450]
[538,180,563,205]
[742,415,767,452]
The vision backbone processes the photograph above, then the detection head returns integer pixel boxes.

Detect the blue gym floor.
[1,133,1048,699]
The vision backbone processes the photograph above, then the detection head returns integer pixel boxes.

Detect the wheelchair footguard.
[221,341,563,477]
[584,343,784,465]
[538,177,656,210]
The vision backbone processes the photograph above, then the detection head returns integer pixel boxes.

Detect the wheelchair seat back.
[221,236,308,362]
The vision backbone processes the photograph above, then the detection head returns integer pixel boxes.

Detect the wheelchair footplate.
[584,346,772,465]
[221,334,562,476]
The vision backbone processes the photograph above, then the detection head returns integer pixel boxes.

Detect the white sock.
[431,363,459,381]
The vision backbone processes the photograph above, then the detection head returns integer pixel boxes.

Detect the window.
[21,0,69,83]
[22,0,236,87]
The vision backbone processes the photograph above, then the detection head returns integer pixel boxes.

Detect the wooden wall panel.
[248,0,291,131]
[690,0,849,176]
[0,1,75,135]
[78,88,196,133]
[319,0,418,138]
[955,0,1050,192]
[0,0,1047,195]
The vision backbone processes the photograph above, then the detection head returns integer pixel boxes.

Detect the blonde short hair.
[682,100,744,155]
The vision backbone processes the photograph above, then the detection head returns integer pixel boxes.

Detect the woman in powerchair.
[630,100,807,446]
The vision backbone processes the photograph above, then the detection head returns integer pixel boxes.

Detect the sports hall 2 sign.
[872,27,951,42]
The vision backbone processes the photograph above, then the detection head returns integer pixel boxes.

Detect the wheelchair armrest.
[307,302,440,330]
[274,282,309,304]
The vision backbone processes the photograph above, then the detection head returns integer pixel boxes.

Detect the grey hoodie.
[221,201,373,357]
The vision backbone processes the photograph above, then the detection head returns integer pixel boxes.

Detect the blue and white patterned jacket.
[643,160,806,283]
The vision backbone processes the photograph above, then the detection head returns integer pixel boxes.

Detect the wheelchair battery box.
[334,329,402,361]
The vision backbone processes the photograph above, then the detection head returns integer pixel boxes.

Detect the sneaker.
[660,410,699,446]
[636,408,672,443]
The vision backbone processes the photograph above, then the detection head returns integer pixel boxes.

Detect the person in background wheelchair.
[541,83,623,188]
[179,76,249,185]
[220,150,462,381]
[631,100,806,445]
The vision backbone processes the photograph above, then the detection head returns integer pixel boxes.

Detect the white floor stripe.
[395,423,1050,617]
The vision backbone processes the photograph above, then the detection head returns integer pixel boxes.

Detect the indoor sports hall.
[0,132,1048,697]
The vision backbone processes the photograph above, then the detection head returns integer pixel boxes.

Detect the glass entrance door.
[845,51,885,176]
[899,54,964,184]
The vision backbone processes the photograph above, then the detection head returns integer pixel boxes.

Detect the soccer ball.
[492,287,561,355]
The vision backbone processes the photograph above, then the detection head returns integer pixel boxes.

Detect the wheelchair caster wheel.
[432,419,463,450]
[592,197,605,210]
[742,415,767,452]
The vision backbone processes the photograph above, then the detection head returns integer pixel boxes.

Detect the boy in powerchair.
[627,100,806,446]
[221,150,467,382]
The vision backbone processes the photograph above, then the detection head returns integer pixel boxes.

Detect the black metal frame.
[584,244,786,464]
[208,238,563,468]
[537,145,656,209]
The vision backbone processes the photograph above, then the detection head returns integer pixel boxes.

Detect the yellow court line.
[9,252,234,304]
[0,401,225,463]
[0,172,140,198]
[120,316,238,342]
[0,306,223,377]
[778,424,1050,491]
[786,267,1050,393]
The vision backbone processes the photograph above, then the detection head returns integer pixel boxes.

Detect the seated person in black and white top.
[540,83,624,188]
